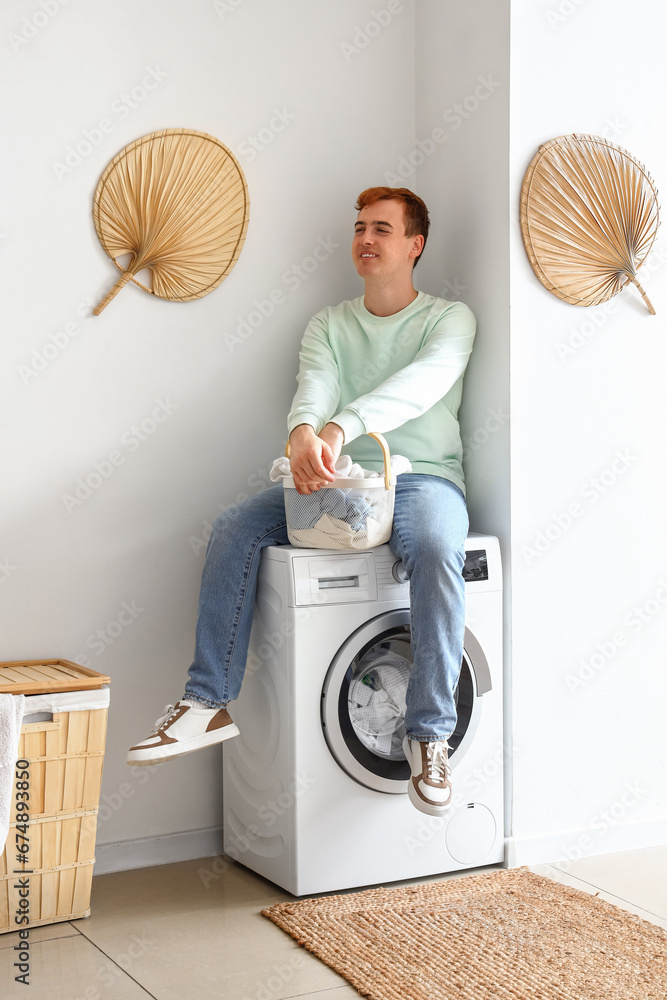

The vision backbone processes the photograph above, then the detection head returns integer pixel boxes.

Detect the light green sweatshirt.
[286,291,477,498]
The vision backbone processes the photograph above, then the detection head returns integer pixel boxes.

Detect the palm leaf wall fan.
[92,128,249,316]
[520,133,659,315]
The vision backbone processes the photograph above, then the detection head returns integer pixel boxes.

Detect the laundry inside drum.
[347,636,413,760]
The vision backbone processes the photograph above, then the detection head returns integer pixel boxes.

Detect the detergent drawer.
[292,553,378,606]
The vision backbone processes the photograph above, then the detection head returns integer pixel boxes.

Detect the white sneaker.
[127,700,240,766]
[403,736,453,816]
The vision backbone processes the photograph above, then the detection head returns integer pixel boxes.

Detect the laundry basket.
[283,432,395,550]
[0,659,110,932]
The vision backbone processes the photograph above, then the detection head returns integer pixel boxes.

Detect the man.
[127,186,476,818]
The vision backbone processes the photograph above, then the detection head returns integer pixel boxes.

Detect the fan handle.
[93,270,135,316]
[627,274,656,316]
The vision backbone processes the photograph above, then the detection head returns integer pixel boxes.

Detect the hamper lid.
[0,659,110,695]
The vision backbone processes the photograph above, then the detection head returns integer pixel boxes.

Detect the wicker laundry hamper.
[0,660,110,932]
[283,432,395,551]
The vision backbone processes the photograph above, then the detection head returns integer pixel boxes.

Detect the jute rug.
[261,867,667,1000]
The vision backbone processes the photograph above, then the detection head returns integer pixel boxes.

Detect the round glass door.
[322,611,479,793]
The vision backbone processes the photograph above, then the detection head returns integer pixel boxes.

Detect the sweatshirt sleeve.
[331,301,476,443]
[286,309,341,436]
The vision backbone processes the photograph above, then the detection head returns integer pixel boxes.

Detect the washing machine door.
[321,610,489,794]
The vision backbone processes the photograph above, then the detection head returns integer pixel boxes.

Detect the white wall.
[508,0,667,864]
[414,0,512,831]
[1,0,416,868]
[415,1,510,541]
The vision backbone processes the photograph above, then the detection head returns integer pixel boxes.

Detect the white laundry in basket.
[278,433,410,551]
[272,455,412,549]
[269,454,411,483]
[288,513,388,550]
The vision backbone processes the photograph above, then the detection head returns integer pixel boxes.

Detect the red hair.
[355,187,430,267]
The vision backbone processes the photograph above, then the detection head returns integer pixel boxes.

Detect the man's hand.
[319,422,344,463]
[289,423,345,495]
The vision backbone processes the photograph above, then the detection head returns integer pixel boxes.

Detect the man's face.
[352,199,423,280]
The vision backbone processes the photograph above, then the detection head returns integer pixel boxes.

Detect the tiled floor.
[2,844,666,999]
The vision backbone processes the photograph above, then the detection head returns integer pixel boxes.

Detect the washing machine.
[222,533,503,896]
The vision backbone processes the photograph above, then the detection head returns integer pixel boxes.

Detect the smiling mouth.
[360,253,378,258]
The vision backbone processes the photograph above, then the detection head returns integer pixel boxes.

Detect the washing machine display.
[222,534,504,896]
[463,549,489,581]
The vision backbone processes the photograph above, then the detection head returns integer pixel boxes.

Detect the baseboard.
[95,815,667,878]
[94,825,223,875]
[504,815,667,868]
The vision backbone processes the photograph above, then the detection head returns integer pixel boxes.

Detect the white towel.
[0,694,25,854]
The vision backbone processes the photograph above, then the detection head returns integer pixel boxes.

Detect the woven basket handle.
[285,431,394,489]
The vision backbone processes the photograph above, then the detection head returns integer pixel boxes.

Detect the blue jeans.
[184,474,469,741]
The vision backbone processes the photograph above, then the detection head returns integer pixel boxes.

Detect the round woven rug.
[262,866,667,1000]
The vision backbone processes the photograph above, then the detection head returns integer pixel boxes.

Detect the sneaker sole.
[126,723,240,766]
[406,777,453,817]
[403,736,453,817]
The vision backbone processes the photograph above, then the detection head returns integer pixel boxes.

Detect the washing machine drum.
[321,610,483,794]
